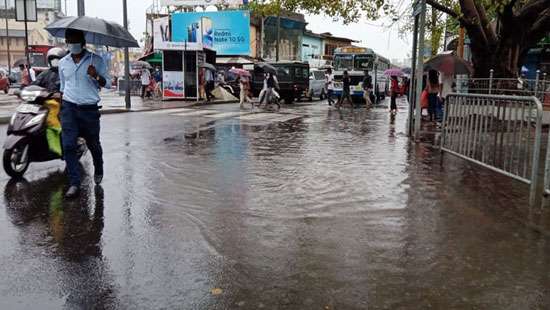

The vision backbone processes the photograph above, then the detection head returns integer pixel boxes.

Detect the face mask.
[50,58,60,67]
[68,43,83,55]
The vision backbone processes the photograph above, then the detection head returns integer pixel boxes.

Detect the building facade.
[262,13,306,61]
[301,30,322,62]
[0,1,63,67]
[320,32,356,60]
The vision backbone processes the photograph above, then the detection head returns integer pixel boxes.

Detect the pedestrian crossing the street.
[147,108,303,125]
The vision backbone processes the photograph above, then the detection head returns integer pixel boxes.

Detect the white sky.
[64,0,412,61]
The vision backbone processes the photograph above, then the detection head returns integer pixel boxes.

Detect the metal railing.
[440,93,543,206]
[456,70,550,105]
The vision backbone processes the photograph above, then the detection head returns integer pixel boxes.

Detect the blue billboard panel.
[172,10,250,56]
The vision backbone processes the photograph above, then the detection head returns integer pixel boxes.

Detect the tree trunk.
[431,8,438,56]
[471,43,524,78]
[470,15,529,78]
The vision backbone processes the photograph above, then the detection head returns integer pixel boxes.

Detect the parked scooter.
[3,85,86,178]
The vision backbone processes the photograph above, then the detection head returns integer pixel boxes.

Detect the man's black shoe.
[65,186,80,198]
[94,174,103,185]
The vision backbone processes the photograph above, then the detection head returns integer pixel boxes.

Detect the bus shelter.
[159,43,216,100]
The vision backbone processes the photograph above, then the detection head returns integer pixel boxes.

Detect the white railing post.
[488,69,494,94]
[535,70,540,96]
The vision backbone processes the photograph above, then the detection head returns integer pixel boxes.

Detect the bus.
[332,46,391,103]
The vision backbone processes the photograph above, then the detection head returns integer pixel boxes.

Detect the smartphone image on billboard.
[188,22,199,43]
[201,17,213,49]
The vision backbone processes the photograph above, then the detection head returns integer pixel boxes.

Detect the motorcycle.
[3,85,87,178]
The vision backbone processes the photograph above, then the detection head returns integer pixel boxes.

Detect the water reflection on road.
[0,99,549,309]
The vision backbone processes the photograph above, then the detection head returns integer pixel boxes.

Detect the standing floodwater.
[0,98,549,309]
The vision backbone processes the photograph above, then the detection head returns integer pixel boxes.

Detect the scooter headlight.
[9,114,16,126]
[20,90,42,102]
[24,114,45,128]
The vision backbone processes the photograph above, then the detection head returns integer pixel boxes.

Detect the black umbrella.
[255,62,277,75]
[199,62,217,71]
[45,16,139,48]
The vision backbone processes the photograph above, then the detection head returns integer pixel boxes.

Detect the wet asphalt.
[0,97,549,310]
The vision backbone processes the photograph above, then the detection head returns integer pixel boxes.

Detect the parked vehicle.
[306,69,326,100]
[251,62,310,104]
[3,86,87,178]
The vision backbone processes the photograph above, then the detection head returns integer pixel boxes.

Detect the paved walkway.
[2,97,550,309]
[0,89,237,122]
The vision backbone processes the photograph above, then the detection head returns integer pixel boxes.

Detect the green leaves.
[247,0,394,24]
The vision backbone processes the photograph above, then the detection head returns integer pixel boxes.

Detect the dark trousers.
[390,93,397,110]
[61,101,103,186]
[428,93,438,121]
[337,90,353,106]
[327,89,334,104]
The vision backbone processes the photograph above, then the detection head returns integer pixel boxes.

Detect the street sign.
[15,0,37,22]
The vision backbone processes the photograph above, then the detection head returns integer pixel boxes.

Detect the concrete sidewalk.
[0,89,238,124]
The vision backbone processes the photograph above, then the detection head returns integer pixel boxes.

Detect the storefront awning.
[139,52,162,64]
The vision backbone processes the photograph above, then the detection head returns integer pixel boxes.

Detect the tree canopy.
[248,0,550,77]
[248,0,395,21]
[425,0,550,76]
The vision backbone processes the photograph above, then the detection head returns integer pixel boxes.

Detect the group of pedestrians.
[324,68,357,108]
[325,68,357,107]
[139,67,162,99]
[324,68,400,112]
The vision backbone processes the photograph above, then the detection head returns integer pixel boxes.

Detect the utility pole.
[4,0,11,74]
[414,0,426,140]
[77,0,85,16]
[260,16,264,59]
[23,0,30,78]
[408,12,419,137]
[275,13,280,61]
[275,0,280,62]
[123,0,131,109]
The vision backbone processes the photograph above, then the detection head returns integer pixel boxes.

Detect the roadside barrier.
[440,93,543,206]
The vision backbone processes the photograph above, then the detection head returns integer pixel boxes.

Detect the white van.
[306,69,327,101]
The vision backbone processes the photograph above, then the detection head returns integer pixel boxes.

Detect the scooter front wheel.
[3,143,30,179]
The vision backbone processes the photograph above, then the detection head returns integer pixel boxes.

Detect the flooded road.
[0,98,549,309]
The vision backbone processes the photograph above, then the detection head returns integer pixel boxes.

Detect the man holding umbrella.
[59,29,109,198]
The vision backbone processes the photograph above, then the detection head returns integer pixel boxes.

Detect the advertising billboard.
[153,17,171,50]
[163,71,184,98]
[172,10,250,56]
